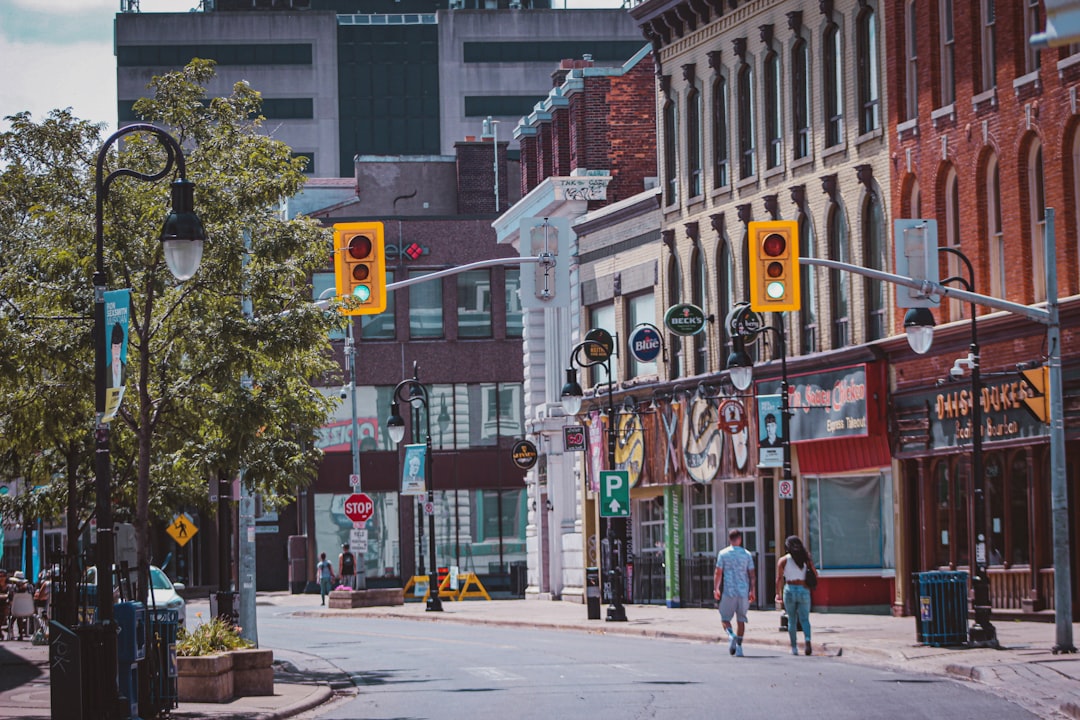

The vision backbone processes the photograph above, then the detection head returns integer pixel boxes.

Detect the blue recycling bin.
[914,571,969,646]
[115,601,146,719]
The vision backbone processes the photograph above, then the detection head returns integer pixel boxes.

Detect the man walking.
[714,529,756,657]
[338,543,357,590]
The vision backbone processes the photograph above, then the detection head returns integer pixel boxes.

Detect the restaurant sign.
[757,365,871,443]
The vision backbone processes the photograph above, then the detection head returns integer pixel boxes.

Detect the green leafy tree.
[0,60,340,604]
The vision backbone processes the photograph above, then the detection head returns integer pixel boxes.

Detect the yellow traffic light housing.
[748,220,800,312]
[333,222,386,316]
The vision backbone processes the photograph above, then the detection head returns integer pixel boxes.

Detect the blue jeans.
[320,577,332,603]
[783,584,812,647]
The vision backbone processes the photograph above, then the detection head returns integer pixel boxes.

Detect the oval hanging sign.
[583,327,614,363]
[664,303,707,336]
[627,324,662,363]
[511,439,539,470]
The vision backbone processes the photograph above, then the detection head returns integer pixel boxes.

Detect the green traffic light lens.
[353,284,371,302]
[766,280,786,300]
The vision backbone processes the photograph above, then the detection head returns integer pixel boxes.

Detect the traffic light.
[748,220,800,312]
[1030,0,1080,48]
[333,222,386,316]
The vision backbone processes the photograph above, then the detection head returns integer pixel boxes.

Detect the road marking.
[257,619,516,649]
[463,667,526,682]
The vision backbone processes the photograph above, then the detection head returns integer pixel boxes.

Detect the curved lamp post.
[560,339,627,622]
[92,123,206,717]
[388,363,443,612]
[903,248,998,647]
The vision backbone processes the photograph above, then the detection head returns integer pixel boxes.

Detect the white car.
[84,565,187,626]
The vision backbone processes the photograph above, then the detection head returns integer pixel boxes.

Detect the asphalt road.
[243,604,1039,720]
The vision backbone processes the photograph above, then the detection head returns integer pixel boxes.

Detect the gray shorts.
[718,594,750,623]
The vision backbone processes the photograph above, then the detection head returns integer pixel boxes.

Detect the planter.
[177,648,275,703]
[328,588,405,609]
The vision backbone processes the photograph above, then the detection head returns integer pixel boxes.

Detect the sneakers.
[791,645,798,656]
[728,631,737,656]
[735,644,744,657]
[805,642,813,656]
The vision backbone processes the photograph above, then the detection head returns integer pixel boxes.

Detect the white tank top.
[783,554,807,582]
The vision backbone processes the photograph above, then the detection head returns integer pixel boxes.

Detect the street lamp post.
[92,123,206,718]
[561,339,627,622]
[904,248,997,647]
[388,363,443,612]
[725,302,792,628]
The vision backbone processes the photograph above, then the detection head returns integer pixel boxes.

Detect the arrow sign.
[1020,367,1049,423]
[599,470,629,518]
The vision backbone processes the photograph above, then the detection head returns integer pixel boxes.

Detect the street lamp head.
[387,402,405,445]
[726,339,754,392]
[560,368,583,415]
[904,306,936,355]
[407,382,426,410]
[159,178,207,281]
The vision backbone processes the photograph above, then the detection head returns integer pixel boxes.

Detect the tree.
[0,60,340,607]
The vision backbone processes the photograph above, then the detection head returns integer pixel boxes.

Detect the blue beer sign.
[628,324,662,363]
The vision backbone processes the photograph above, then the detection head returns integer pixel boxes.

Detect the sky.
[0,0,625,133]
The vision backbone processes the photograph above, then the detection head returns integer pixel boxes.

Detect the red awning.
[794,433,892,475]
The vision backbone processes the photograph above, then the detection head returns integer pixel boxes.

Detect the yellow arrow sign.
[1020,367,1049,423]
[167,513,198,547]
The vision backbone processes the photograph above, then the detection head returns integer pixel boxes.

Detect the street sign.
[349,474,361,487]
[717,399,747,435]
[599,470,629,517]
[350,527,368,552]
[1020,367,1049,423]
[344,492,374,523]
[778,479,794,499]
[563,425,586,452]
[167,513,198,547]
[424,501,435,516]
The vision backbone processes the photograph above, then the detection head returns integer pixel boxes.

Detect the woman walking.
[775,535,817,655]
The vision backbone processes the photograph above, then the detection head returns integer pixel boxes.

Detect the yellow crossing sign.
[167,513,198,547]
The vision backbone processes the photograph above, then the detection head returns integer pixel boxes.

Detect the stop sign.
[344,492,374,523]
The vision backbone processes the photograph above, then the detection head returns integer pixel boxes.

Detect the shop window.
[689,483,714,555]
[724,481,757,553]
[639,498,665,555]
[627,293,657,379]
[808,475,886,569]
[1009,453,1031,565]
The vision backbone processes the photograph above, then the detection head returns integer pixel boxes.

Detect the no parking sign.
[778,479,794,499]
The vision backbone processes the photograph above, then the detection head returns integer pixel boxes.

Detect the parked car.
[83,565,186,626]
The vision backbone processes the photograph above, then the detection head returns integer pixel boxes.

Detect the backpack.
[341,553,356,575]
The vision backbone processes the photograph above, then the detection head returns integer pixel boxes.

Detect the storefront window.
[987,453,1005,566]
[689,482,714,555]
[808,475,885,569]
[639,498,665,555]
[457,269,492,339]
[1009,453,1031,565]
[466,489,526,571]
[315,491,400,579]
[934,461,951,567]
[724,481,756,553]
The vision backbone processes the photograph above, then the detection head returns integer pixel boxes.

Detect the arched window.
[1074,131,1080,292]
[798,213,818,354]
[713,74,730,189]
[667,253,683,379]
[663,98,678,207]
[823,22,843,147]
[910,178,922,217]
[943,166,962,320]
[717,238,735,361]
[691,247,708,373]
[764,50,782,169]
[1028,140,1047,302]
[737,64,756,180]
[904,0,919,121]
[828,206,851,349]
[857,3,880,134]
[985,153,1005,297]
[687,85,703,198]
[792,37,811,160]
[864,192,887,340]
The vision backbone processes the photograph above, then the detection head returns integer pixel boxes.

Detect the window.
[939,0,955,106]
[1024,0,1041,75]
[905,0,919,121]
[828,206,851,349]
[628,293,657,379]
[717,239,735,362]
[724,481,757,553]
[505,268,523,338]
[737,64,755,180]
[1028,141,1047,302]
[691,248,708,373]
[689,483,714,555]
[667,255,683,379]
[864,193,887,341]
[713,75,731,188]
[361,269,396,340]
[792,38,811,160]
[984,453,1031,567]
[824,23,844,147]
[857,5,880,134]
[457,269,491,339]
[764,50,782,169]
[408,270,443,339]
[808,474,891,569]
[469,382,523,447]
[638,498,665,556]
[798,214,818,355]
[468,488,527,571]
[664,99,678,206]
[687,85,703,197]
[312,272,345,341]
[931,458,970,567]
[986,154,1006,298]
[943,167,962,321]
[589,304,619,387]
[980,0,997,93]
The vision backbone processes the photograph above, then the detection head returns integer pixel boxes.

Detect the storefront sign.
[563,425,586,452]
[627,324,663,363]
[584,327,614,362]
[664,303,707,336]
[682,396,722,483]
[511,440,539,470]
[758,365,871,442]
[615,411,645,487]
[757,394,783,469]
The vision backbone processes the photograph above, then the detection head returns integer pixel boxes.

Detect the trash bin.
[115,601,146,720]
[586,567,601,620]
[144,608,179,717]
[914,571,969,646]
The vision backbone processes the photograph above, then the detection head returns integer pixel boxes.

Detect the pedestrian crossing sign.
[167,513,198,547]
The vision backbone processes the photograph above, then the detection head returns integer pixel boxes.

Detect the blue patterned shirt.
[716,545,755,598]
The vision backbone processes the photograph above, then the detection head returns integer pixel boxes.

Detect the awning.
[794,433,892,475]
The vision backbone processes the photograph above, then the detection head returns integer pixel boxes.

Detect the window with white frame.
[664,98,679,206]
[713,74,730,189]
[857,4,880,134]
[588,304,619,387]
[905,0,919,121]
[980,0,997,93]
[639,498,665,556]
[799,214,818,355]
[688,84,703,198]
[689,482,714,555]
[505,268,523,338]
[824,22,843,147]
[457,268,491,339]
[1024,0,1041,75]
[764,49,782,169]
[986,154,1006,298]
[628,293,657,379]
[737,63,755,180]
[939,0,955,107]
[792,37,810,160]
[1029,142,1047,302]
[807,474,892,569]
[828,205,851,349]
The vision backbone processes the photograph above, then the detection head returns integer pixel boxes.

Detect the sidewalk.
[1,593,1078,718]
